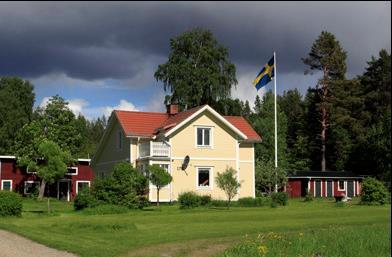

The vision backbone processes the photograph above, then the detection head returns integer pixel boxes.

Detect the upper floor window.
[196,127,212,147]
[66,167,78,175]
[338,180,345,191]
[117,130,123,150]
[1,180,12,191]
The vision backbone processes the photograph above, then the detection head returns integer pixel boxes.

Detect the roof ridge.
[114,110,168,115]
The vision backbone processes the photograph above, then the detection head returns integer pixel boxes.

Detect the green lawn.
[0,198,390,257]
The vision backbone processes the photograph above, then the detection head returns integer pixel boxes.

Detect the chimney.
[166,104,179,115]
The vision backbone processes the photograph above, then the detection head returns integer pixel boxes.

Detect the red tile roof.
[114,106,261,142]
[223,116,262,142]
[114,110,168,137]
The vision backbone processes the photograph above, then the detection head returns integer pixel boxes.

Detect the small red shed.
[286,171,363,198]
[0,155,94,201]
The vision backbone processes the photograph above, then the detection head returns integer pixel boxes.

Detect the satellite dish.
[182,155,190,171]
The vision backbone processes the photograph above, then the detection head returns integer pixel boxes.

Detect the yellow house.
[92,104,261,201]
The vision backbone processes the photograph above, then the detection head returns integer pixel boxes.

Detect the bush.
[360,177,388,205]
[82,204,129,215]
[271,192,288,206]
[74,191,99,210]
[178,191,200,208]
[304,190,313,202]
[237,197,271,207]
[210,200,231,207]
[120,194,149,209]
[0,191,22,216]
[199,195,211,206]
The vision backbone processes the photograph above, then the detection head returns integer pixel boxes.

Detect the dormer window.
[196,126,212,147]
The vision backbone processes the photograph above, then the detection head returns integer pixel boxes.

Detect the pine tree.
[302,31,347,171]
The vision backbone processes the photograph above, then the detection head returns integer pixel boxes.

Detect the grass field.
[0,198,390,257]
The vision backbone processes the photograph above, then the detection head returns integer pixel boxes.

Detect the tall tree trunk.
[156,188,160,207]
[38,179,46,200]
[320,68,329,171]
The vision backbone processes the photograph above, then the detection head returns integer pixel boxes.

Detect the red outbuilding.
[0,155,94,201]
[286,171,362,198]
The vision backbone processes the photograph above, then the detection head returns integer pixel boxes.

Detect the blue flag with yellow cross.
[252,56,275,91]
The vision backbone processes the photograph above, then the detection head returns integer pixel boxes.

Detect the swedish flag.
[253,56,274,91]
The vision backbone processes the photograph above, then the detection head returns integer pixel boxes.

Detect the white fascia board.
[77,159,91,162]
[0,156,16,159]
[164,105,248,140]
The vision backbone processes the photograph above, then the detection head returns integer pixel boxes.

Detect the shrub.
[210,200,231,207]
[178,191,200,208]
[304,190,313,202]
[82,204,129,215]
[120,194,149,209]
[199,195,212,206]
[271,192,288,206]
[360,177,388,205]
[238,196,271,207]
[74,191,99,210]
[0,191,22,216]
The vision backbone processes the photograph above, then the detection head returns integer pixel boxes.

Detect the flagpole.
[274,51,278,193]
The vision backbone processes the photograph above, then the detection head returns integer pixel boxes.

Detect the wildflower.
[288,241,292,245]
[299,232,304,237]
[258,245,269,255]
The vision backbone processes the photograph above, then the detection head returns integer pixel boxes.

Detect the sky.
[0,1,390,119]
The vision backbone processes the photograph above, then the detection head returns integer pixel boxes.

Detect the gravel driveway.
[0,230,78,257]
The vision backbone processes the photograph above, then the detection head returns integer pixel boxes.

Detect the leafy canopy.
[148,165,172,190]
[216,167,241,208]
[154,28,237,109]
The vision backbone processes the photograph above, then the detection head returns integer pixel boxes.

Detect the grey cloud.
[0,1,390,82]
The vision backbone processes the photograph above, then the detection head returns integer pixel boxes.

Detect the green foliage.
[90,162,148,209]
[154,28,237,109]
[215,167,241,208]
[199,195,212,206]
[218,225,389,257]
[0,77,35,155]
[304,190,313,202]
[250,91,288,168]
[237,197,271,207]
[178,191,201,209]
[0,191,23,216]
[255,159,287,195]
[148,164,172,206]
[74,190,99,210]
[271,192,289,206]
[360,177,388,205]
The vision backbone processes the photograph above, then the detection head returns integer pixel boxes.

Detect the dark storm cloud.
[0,1,390,81]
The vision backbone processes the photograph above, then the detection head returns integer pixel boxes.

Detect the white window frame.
[76,180,91,194]
[66,166,78,175]
[195,126,213,148]
[117,130,123,150]
[338,180,346,191]
[26,166,37,174]
[196,166,213,190]
[24,181,40,195]
[1,180,12,191]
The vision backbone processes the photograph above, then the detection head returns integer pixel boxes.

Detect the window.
[197,167,212,189]
[117,130,123,150]
[24,181,40,195]
[196,127,212,147]
[66,167,78,175]
[338,180,345,191]
[76,181,90,194]
[1,180,12,191]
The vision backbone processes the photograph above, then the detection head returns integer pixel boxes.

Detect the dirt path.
[0,230,78,257]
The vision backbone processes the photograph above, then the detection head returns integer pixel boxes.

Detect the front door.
[58,181,70,201]
[347,180,354,197]
[326,180,333,197]
[315,180,322,197]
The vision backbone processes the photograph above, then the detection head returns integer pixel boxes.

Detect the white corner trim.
[252,144,255,198]
[76,180,91,194]
[1,180,12,191]
[164,105,247,139]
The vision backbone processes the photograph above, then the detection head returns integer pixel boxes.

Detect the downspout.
[236,140,240,199]
[165,139,173,202]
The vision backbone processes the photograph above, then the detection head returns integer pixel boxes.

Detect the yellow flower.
[289,241,292,245]
[258,245,269,255]
[299,232,304,237]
